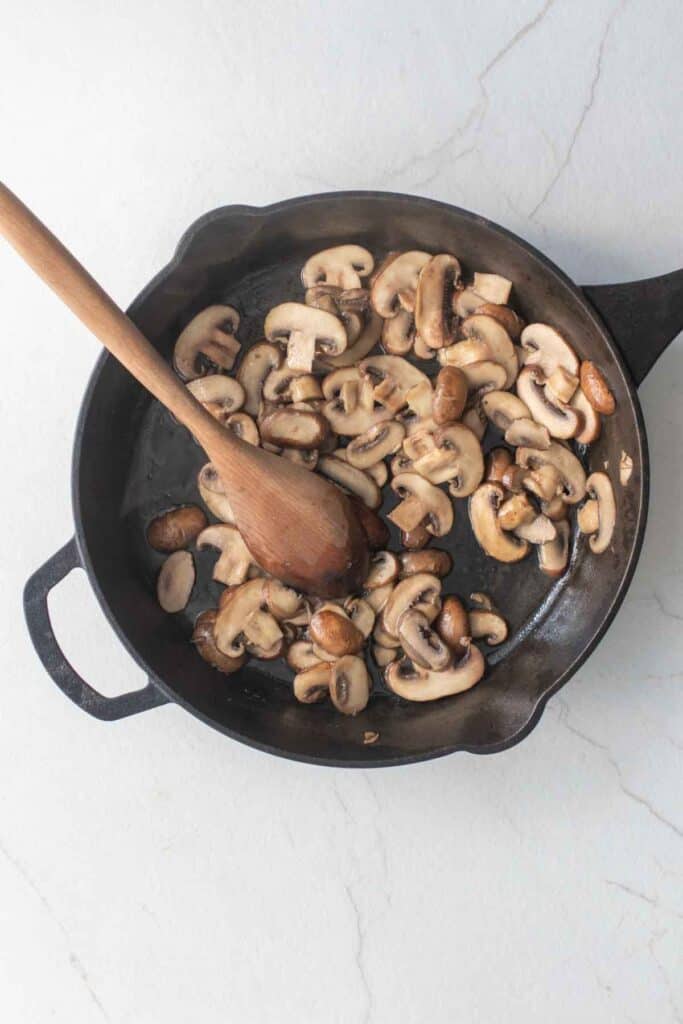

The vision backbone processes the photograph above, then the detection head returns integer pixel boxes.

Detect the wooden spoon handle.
[0,182,230,453]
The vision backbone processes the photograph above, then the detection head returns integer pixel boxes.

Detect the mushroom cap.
[301,245,374,290]
[476,303,524,341]
[187,374,245,413]
[310,607,364,657]
[398,608,451,671]
[414,253,461,349]
[385,641,485,701]
[537,519,570,577]
[192,610,247,675]
[265,302,348,359]
[434,596,469,657]
[371,251,432,318]
[317,455,381,509]
[485,446,513,484]
[469,483,530,563]
[579,361,615,416]
[382,572,442,638]
[391,472,454,536]
[236,341,283,416]
[504,416,551,450]
[329,656,370,715]
[399,549,452,579]
[520,323,579,377]
[515,442,587,504]
[147,505,208,553]
[346,420,405,469]
[461,314,518,388]
[516,366,580,439]
[157,551,195,613]
[173,305,241,381]
[481,390,531,431]
[584,471,616,554]
[570,385,602,445]
[433,366,468,425]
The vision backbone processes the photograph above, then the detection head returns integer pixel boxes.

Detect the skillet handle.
[582,269,683,386]
[23,538,169,721]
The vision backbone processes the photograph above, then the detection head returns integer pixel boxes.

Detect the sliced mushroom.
[472,272,512,305]
[310,606,364,657]
[214,579,280,658]
[390,451,415,476]
[197,524,255,585]
[322,394,393,436]
[434,596,469,657]
[400,524,431,550]
[433,366,467,425]
[398,609,451,670]
[504,416,551,450]
[523,463,562,502]
[469,592,494,611]
[317,456,381,509]
[403,430,437,462]
[520,323,579,377]
[580,361,615,415]
[541,494,568,521]
[385,641,485,701]
[468,609,508,645]
[237,342,283,416]
[343,597,375,639]
[329,656,370,716]
[187,375,245,417]
[515,443,586,504]
[305,284,365,345]
[192,610,246,674]
[322,366,362,403]
[500,464,528,494]
[413,423,484,496]
[365,582,395,614]
[390,473,453,537]
[359,354,430,413]
[546,366,579,404]
[173,305,241,381]
[302,245,374,290]
[259,407,328,449]
[438,337,491,369]
[452,288,486,318]
[373,644,398,668]
[513,515,556,544]
[538,520,570,577]
[373,616,401,648]
[382,308,416,355]
[414,254,461,349]
[571,386,602,445]
[147,505,208,552]
[346,421,405,469]
[371,251,432,317]
[469,483,530,562]
[516,366,580,439]
[578,472,616,553]
[226,412,260,446]
[157,550,195,613]
[319,311,383,369]
[462,404,487,441]
[261,366,308,404]
[264,579,302,621]
[293,663,332,704]
[382,573,442,637]
[265,303,347,371]
[481,391,531,432]
[461,314,518,388]
[460,359,507,394]
[497,493,535,531]
[197,463,235,524]
[399,549,452,579]
[364,551,400,589]
[366,461,388,487]
[476,303,524,341]
[486,446,513,484]
[291,376,324,404]
[287,641,325,672]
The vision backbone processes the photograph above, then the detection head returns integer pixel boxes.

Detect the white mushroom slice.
[317,456,381,509]
[516,443,586,504]
[237,342,283,416]
[504,416,551,449]
[413,423,484,496]
[391,451,415,476]
[293,663,332,704]
[538,520,570,577]
[287,641,325,672]
[264,579,301,620]
[366,461,388,487]
[546,366,579,404]
[373,616,402,648]
[265,302,347,371]
[414,254,461,349]
[476,303,525,341]
[305,284,366,345]
[406,380,434,419]
[187,375,245,416]
[157,550,195,613]
[319,311,383,369]
[398,609,451,671]
[364,551,400,589]
[452,288,486,318]
[261,366,308,404]
[259,407,328,449]
[390,473,453,537]
[385,641,485,701]
[578,472,616,554]
[301,245,374,290]
[497,493,535,531]
[382,309,416,355]
[461,360,507,394]
[359,354,430,412]
[523,463,563,502]
[481,390,531,431]
[514,515,557,544]
[516,366,580,440]
[173,305,241,381]
[469,483,530,562]
[437,337,491,368]
[322,366,361,400]
[343,597,376,639]
[520,323,579,377]
[371,251,432,317]
[226,412,260,446]
[329,656,370,716]
[541,495,568,521]
[468,609,508,645]
[214,579,277,658]
[365,582,395,614]
[322,395,393,437]
[346,421,405,469]
[472,272,512,305]
[462,405,487,441]
[291,376,323,403]
[403,430,436,462]
[197,524,255,585]
[570,386,602,445]
[373,644,398,667]
[382,573,442,638]
[197,463,236,524]
[461,314,518,388]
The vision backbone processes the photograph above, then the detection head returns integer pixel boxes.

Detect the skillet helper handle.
[24,539,169,721]
[582,268,683,386]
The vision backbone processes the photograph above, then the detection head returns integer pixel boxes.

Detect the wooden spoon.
[0,183,369,597]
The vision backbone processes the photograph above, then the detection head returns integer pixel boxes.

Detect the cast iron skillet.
[23,192,683,767]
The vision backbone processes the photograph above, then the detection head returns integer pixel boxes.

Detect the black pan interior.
[72,194,646,765]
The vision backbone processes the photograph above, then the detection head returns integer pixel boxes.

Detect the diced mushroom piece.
[538,520,570,577]
[259,407,328,449]
[578,472,616,553]
[346,421,405,469]
[399,549,452,579]
[481,391,531,432]
[319,312,383,369]
[147,505,208,552]
[469,483,530,562]
[504,416,551,450]
[452,288,486,318]
[173,305,241,381]
[371,251,432,317]
[187,375,245,419]
[390,473,453,537]
[400,524,431,550]
[237,342,283,416]
[382,309,416,354]
[461,314,518,388]
[438,337,491,369]
[433,366,468,425]
[288,641,326,672]
[461,404,487,441]
[373,644,398,668]
[317,456,381,509]
[523,463,563,502]
[192,610,246,674]
[398,609,451,671]
[414,254,461,349]
[382,573,442,638]
[513,515,557,544]
[472,272,512,305]
[265,302,347,371]
[157,550,195,613]
[520,323,579,377]
[486,447,513,484]
[515,443,587,504]
[329,656,370,716]
[197,524,255,585]
[468,609,507,645]
[385,641,485,701]
[343,597,376,639]
[619,451,633,486]
[497,493,535,531]
[460,360,507,394]
[364,551,400,589]
[310,606,364,657]
[226,412,260,446]
[546,366,579,404]
[294,663,332,704]
[476,303,524,341]
[580,361,616,415]
[571,386,602,445]
[302,245,374,290]
[434,596,469,657]
[413,423,484,496]
[197,463,235,524]
[516,366,580,439]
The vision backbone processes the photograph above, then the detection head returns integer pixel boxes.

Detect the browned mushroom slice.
[364,551,400,589]
[516,366,580,439]
[346,421,405,469]
[461,314,518,388]
[293,663,332,704]
[469,483,530,562]
[302,245,374,290]
[317,456,381,509]
[261,366,309,404]
[434,596,469,657]
[259,407,328,449]
[523,463,563,502]
[570,386,602,445]
[485,446,513,484]
[214,579,278,658]
[226,412,260,446]
[538,520,570,577]
[157,551,195,613]
[321,392,393,437]
[481,392,530,438]
[365,582,395,614]
[382,309,416,355]
[520,323,579,377]
[373,615,402,648]
[468,609,508,645]
[192,610,246,674]
[580,361,616,415]
[401,523,431,549]
[472,272,512,305]
[174,305,241,381]
[504,416,551,450]
[197,524,255,585]
[476,303,524,341]
[373,644,399,668]
[546,366,579,404]
[237,342,283,416]
[319,311,383,369]
[414,254,461,349]
[577,472,616,553]
[414,423,484,497]
[197,463,235,524]
[497,493,535,531]
[343,597,376,639]
[541,494,568,521]
[187,375,245,418]
[452,288,486,318]
[329,656,370,715]
[515,443,586,504]
[501,464,528,494]
[390,473,453,536]
[398,609,451,671]
[371,251,432,317]
[461,360,507,394]
[399,549,452,578]
[265,302,347,371]
[280,447,319,471]
[382,573,442,637]
[287,641,325,672]
[310,606,364,657]
[385,641,485,701]
[366,461,388,487]
[437,337,491,369]
[433,366,468,425]
[263,579,301,621]
[359,354,430,413]
[147,505,208,552]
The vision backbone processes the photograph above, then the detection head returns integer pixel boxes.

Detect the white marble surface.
[1,1,682,1021]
